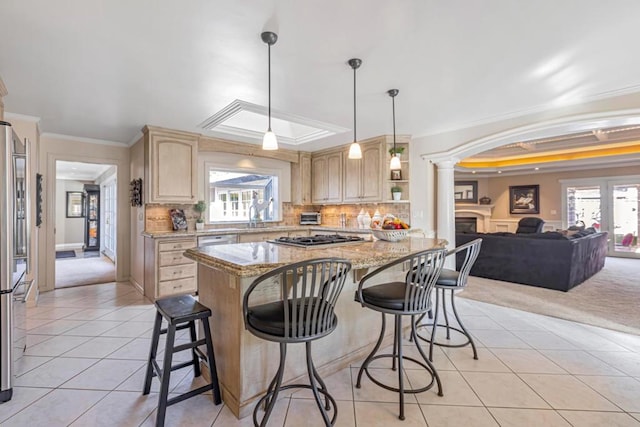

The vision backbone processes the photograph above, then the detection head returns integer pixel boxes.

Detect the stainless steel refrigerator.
[0,121,31,403]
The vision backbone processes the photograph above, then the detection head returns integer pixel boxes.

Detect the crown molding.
[4,112,41,123]
[41,132,127,147]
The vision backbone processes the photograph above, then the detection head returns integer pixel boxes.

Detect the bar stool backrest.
[357,248,447,315]
[452,238,482,287]
[243,258,352,340]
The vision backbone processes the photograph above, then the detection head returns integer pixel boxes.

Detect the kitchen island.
[184,236,446,418]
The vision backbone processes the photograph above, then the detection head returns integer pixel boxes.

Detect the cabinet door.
[343,152,362,202]
[311,156,328,203]
[343,143,382,202]
[291,153,312,205]
[149,134,198,203]
[326,152,343,203]
[360,144,382,201]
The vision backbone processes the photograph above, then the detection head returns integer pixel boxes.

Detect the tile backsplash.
[145,202,410,232]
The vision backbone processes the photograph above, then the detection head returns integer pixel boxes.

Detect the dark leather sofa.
[456,229,608,292]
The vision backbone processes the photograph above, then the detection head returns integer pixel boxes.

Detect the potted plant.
[194,200,207,230]
[391,185,402,201]
[388,146,405,160]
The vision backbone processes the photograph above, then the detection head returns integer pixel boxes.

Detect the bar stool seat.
[143,294,222,427]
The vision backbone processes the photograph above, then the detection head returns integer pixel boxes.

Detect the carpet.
[55,250,76,259]
[459,257,640,336]
[55,255,116,288]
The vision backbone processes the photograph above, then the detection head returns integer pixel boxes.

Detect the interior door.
[608,180,639,258]
[103,178,117,261]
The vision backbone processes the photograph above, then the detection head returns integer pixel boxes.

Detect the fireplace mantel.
[455,203,495,232]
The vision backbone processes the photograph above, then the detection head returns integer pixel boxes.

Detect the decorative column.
[435,160,456,267]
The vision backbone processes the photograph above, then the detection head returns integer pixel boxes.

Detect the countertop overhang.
[184,236,446,277]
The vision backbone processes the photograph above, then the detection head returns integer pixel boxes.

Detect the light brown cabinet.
[311,151,342,204]
[343,142,383,202]
[143,126,198,204]
[291,152,312,205]
[144,237,197,300]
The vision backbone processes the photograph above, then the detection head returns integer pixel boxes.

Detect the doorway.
[54,160,117,288]
[563,176,640,259]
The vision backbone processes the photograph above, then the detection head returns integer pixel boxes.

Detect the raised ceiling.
[457,125,640,174]
[2,1,640,153]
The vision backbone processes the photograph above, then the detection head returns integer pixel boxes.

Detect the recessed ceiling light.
[534,167,540,170]
[472,171,476,174]
[497,170,502,174]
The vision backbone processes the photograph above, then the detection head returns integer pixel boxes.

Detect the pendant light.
[388,89,402,171]
[261,31,278,150]
[347,58,363,159]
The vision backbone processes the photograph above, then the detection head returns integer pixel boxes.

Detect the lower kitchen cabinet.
[144,236,197,300]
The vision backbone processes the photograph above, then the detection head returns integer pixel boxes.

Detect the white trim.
[199,99,349,145]
[422,108,640,162]
[4,112,41,123]
[42,132,127,147]
[559,174,640,184]
[55,243,82,251]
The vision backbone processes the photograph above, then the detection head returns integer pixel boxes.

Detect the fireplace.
[455,217,477,233]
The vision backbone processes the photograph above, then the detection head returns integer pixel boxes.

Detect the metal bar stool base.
[356,313,443,421]
[415,287,479,361]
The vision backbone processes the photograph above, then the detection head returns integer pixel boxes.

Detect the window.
[206,170,278,223]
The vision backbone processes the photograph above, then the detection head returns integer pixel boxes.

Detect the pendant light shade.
[348,58,362,160]
[262,31,278,150]
[387,89,401,170]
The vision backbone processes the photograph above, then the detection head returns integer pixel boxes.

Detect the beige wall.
[55,179,89,247]
[40,135,130,291]
[478,166,640,221]
[130,137,145,292]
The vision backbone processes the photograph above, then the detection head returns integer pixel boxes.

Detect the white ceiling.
[56,160,112,181]
[3,1,640,152]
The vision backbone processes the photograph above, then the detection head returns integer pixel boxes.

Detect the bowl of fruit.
[371,216,410,242]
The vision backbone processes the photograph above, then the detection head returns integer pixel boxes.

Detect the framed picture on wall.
[509,185,540,214]
[454,181,478,203]
[66,191,84,218]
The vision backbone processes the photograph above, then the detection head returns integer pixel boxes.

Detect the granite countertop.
[184,236,446,277]
[142,226,373,239]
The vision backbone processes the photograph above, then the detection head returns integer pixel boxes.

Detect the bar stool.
[243,258,352,427]
[414,238,483,361]
[355,248,447,420]
[143,294,222,427]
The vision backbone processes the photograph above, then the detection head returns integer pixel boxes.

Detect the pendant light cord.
[268,42,272,132]
[392,94,396,154]
[353,66,357,143]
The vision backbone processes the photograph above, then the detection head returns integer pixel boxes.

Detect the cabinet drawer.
[159,263,196,281]
[158,240,196,252]
[158,277,197,297]
[238,232,282,243]
[159,250,191,266]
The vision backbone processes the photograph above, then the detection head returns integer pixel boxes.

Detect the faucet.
[248,191,273,228]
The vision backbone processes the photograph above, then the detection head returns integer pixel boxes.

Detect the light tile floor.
[3,282,640,426]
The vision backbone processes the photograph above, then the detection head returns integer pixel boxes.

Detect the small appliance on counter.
[299,212,321,225]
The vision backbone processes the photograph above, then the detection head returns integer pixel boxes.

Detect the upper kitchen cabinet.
[311,150,342,204]
[343,141,383,203]
[143,126,198,204]
[291,152,312,205]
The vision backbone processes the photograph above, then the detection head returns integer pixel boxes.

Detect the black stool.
[243,258,352,427]
[143,294,222,427]
[355,248,446,420]
[414,238,482,361]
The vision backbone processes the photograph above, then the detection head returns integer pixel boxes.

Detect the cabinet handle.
[173,285,182,290]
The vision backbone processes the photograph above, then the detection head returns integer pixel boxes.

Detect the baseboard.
[55,243,83,251]
[129,278,144,295]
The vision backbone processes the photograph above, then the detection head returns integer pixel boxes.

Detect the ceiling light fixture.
[347,58,363,159]
[387,89,401,171]
[261,31,278,150]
